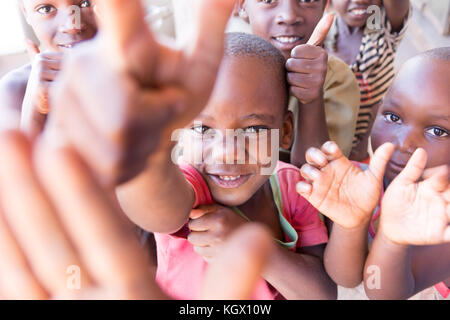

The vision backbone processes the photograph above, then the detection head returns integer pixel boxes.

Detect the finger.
[368,142,395,181]
[200,224,273,300]
[290,86,316,104]
[0,131,87,295]
[291,44,327,60]
[24,38,40,61]
[395,148,428,184]
[96,0,157,75]
[286,58,324,74]
[296,181,312,198]
[181,0,235,92]
[193,245,215,259]
[305,147,328,168]
[39,69,59,82]
[34,141,159,294]
[307,13,335,46]
[189,205,219,220]
[423,165,449,193]
[188,231,213,247]
[0,207,47,299]
[320,141,344,161]
[300,164,322,182]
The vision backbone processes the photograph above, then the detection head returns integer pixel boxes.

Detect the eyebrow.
[241,114,276,123]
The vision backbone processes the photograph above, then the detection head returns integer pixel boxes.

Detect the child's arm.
[20,40,63,139]
[364,149,450,299]
[188,205,336,299]
[289,14,334,167]
[296,141,395,287]
[116,145,195,234]
[383,0,410,32]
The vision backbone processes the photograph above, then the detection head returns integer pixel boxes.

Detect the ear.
[237,0,249,22]
[280,110,294,150]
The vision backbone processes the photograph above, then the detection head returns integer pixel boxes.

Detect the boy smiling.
[0,0,97,136]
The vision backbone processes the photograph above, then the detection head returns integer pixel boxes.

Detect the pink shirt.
[154,161,328,300]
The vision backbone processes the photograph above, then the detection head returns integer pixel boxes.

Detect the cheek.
[423,143,450,169]
[371,120,392,151]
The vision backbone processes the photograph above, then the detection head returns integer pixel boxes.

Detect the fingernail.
[324,141,337,153]
[296,182,311,193]
[311,149,326,165]
[304,165,319,180]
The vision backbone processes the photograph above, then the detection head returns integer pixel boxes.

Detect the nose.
[210,131,247,165]
[275,0,303,25]
[394,127,419,154]
[351,0,371,5]
[58,6,86,34]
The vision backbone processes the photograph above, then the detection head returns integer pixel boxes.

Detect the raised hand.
[297,141,395,229]
[286,13,334,104]
[48,0,235,185]
[380,149,450,245]
[21,39,63,138]
[188,205,248,263]
[0,131,272,300]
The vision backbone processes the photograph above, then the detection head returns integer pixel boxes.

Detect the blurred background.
[0,0,449,78]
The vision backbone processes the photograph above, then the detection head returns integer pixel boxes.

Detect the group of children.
[0,0,448,300]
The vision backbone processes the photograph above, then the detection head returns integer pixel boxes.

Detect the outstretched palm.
[297,141,395,229]
[380,149,450,245]
[49,0,235,185]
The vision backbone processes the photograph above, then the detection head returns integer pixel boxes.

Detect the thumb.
[189,205,218,219]
[307,13,334,46]
[368,143,395,182]
[24,38,40,61]
[395,148,428,185]
[199,223,273,300]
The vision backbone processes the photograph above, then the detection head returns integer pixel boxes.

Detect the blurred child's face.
[242,0,326,59]
[21,0,97,52]
[181,57,293,207]
[332,0,382,28]
[371,57,450,185]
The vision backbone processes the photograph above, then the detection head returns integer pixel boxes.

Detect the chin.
[211,191,252,208]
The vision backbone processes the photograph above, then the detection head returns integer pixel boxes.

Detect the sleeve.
[323,56,361,157]
[178,163,214,208]
[277,166,329,248]
[381,6,412,49]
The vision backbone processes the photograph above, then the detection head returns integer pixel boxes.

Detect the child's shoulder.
[326,54,357,84]
[0,64,32,110]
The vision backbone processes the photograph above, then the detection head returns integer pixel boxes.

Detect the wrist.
[378,224,410,250]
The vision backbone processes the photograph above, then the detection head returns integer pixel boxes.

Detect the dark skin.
[329,0,411,161]
[118,56,337,300]
[296,55,450,297]
[366,56,450,299]
[240,0,332,167]
[0,0,97,137]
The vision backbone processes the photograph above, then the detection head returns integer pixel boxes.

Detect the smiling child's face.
[21,0,97,52]
[242,0,326,59]
[181,56,293,207]
[371,55,450,185]
[331,0,382,28]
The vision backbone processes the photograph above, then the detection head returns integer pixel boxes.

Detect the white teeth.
[275,36,301,44]
[219,175,241,181]
[351,8,367,15]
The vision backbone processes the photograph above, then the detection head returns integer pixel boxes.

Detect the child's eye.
[244,126,269,134]
[425,127,449,138]
[36,5,56,15]
[191,125,214,135]
[299,0,320,3]
[260,0,276,4]
[383,112,402,124]
[80,0,91,8]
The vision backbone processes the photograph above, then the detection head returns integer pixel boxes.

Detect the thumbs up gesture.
[286,14,334,104]
[48,0,235,186]
[21,39,63,138]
